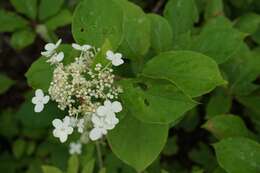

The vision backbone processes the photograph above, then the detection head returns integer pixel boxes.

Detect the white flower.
[32,89,50,113]
[69,142,82,155]
[96,100,122,117]
[89,115,109,141]
[106,50,124,66]
[52,116,73,143]
[72,43,91,52]
[47,52,64,64]
[41,39,62,57]
[69,117,78,128]
[77,118,84,133]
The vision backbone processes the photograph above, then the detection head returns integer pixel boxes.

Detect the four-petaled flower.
[41,39,62,57]
[77,118,85,133]
[69,142,82,155]
[32,89,50,113]
[52,116,73,143]
[89,114,112,141]
[97,100,122,124]
[106,50,124,66]
[72,43,91,52]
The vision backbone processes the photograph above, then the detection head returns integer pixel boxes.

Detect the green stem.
[95,141,103,169]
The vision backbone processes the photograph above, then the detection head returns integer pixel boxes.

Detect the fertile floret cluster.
[31,39,124,154]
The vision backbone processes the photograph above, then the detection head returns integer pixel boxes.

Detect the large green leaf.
[163,0,198,47]
[10,0,37,19]
[108,114,168,172]
[0,9,28,32]
[72,0,124,50]
[203,115,252,140]
[39,0,64,21]
[142,51,226,97]
[10,28,36,50]
[119,79,196,124]
[0,74,14,94]
[191,16,245,64]
[214,137,260,173]
[117,1,151,59]
[147,14,173,54]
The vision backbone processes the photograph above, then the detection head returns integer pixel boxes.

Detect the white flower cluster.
[31,39,124,152]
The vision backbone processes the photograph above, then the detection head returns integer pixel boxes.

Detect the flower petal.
[91,115,102,126]
[34,104,44,112]
[66,126,74,135]
[35,89,44,97]
[31,96,39,104]
[111,101,122,113]
[72,43,82,50]
[106,50,114,60]
[59,133,68,143]
[55,52,64,62]
[96,106,107,116]
[112,58,124,66]
[45,43,55,51]
[55,39,62,47]
[89,128,103,141]
[52,119,63,128]
[63,116,71,126]
[43,95,50,104]
[53,129,60,137]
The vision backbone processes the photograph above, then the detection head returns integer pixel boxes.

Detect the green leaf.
[0,74,14,94]
[142,51,226,97]
[204,0,224,20]
[191,16,245,64]
[147,14,173,54]
[45,9,72,31]
[203,114,252,139]
[10,28,36,50]
[163,0,198,47]
[12,139,26,159]
[67,155,79,173]
[221,45,260,95]
[26,58,54,92]
[39,0,64,21]
[82,159,95,173]
[214,137,260,173]
[10,0,37,19]
[42,166,63,173]
[0,9,28,32]
[72,0,124,50]
[119,79,196,124]
[234,13,260,34]
[206,88,232,119]
[117,1,151,59]
[108,115,168,172]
